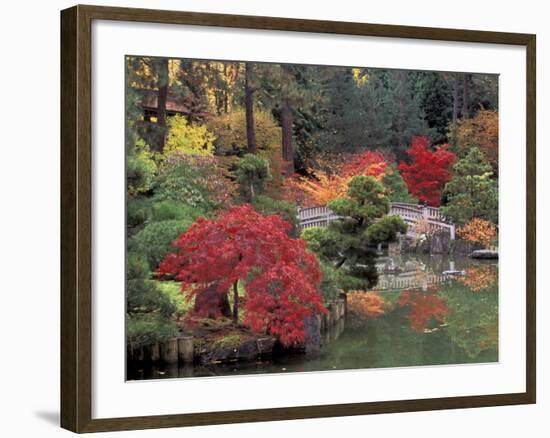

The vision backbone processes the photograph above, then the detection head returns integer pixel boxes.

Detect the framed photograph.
[60,4,536,433]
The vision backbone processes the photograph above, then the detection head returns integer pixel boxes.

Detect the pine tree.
[302,176,407,290]
[382,164,418,203]
[441,147,498,225]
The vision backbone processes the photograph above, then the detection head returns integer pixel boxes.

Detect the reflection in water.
[457,265,498,292]
[128,254,498,380]
[397,288,449,332]
[347,291,386,320]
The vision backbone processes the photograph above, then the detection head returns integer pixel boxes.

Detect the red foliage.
[397,288,449,332]
[398,137,456,207]
[282,150,389,208]
[158,205,326,346]
[341,150,388,180]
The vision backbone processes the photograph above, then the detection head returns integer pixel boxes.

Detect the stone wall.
[129,294,348,366]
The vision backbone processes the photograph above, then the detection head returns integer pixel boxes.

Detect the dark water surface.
[128,254,498,380]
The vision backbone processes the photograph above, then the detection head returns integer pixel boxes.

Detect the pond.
[128,253,498,380]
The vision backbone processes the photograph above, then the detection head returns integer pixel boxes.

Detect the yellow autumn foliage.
[164,114,216,157]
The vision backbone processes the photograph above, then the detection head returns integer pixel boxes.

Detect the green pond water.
[128,254,498,380]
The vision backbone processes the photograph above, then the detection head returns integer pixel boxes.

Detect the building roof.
[138,89,191,115]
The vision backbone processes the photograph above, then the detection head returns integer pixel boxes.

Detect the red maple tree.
[397,288,449,332]
[158,205,326,346]
[398,137,456,206]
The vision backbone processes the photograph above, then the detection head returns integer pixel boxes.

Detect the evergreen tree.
[321,67,366,152]
[410,71,453,144]
[302,176,407,290]
[382,164,418,204]
[441,147,498,225]
[320,69,432,159]
[379,70,432,158]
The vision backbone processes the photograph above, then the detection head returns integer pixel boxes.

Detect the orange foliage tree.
[454,110,499,172]
[341,150,388,180]
[287,150,389,207]
[457,218,498,248]
[347,291,386,320]
[284,171,349,207]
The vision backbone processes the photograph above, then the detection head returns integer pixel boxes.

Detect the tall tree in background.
[280,65,295,175]
[257,64,321,175]
[154,58,169,152]
[462,73,471,118]
[451,72,460,146]
[410,71,453,145]
[175,60,214,122]
[321,68,366,152]
[244,62,258,153]
[379,70,432,158]
[319,69,430,159]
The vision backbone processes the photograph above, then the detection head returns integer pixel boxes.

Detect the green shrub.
[382,164,418,204]
[155,280,192,318]
[154,154,235,211]
[126,314,178,348]
[127,278,176,318]
[252,195,298,235]
[127,251,150,280]
[151,200,205,222]
[130,219,193,269]
[127,197,152,232]
[235,154,271,201]
[363,215,408,244]
[127,140,157,196]
[319,261,340,302]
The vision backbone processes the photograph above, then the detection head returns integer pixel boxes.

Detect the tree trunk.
[452,73,459,124]
[244,62,257,153]
[194,284,232,318]
[155,58,169,152]
[451,73,460,146]
[232,281,239,324]
[462,73,470,119]
[281,97,294,176]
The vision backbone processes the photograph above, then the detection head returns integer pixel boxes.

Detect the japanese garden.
[125,57,499,379]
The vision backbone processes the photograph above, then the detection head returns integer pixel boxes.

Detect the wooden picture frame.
[61,4,536,433]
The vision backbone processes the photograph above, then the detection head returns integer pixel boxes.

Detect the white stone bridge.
[298,202,455,240]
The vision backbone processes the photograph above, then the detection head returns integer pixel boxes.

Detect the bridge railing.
[373,273,448,291]
[299,206,341,229]
[298,203,455,239]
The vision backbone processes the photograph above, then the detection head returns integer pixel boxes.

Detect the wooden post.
[339,292,348,316]
[303,313,321,357]
[136,346,145,362]
[321,312,328,333]
[338,300,345,320]
[326,304,333,326]
[330,302,338,324]
[160,338,178,364]
[178,336,194,364]
[149,342,160,362]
